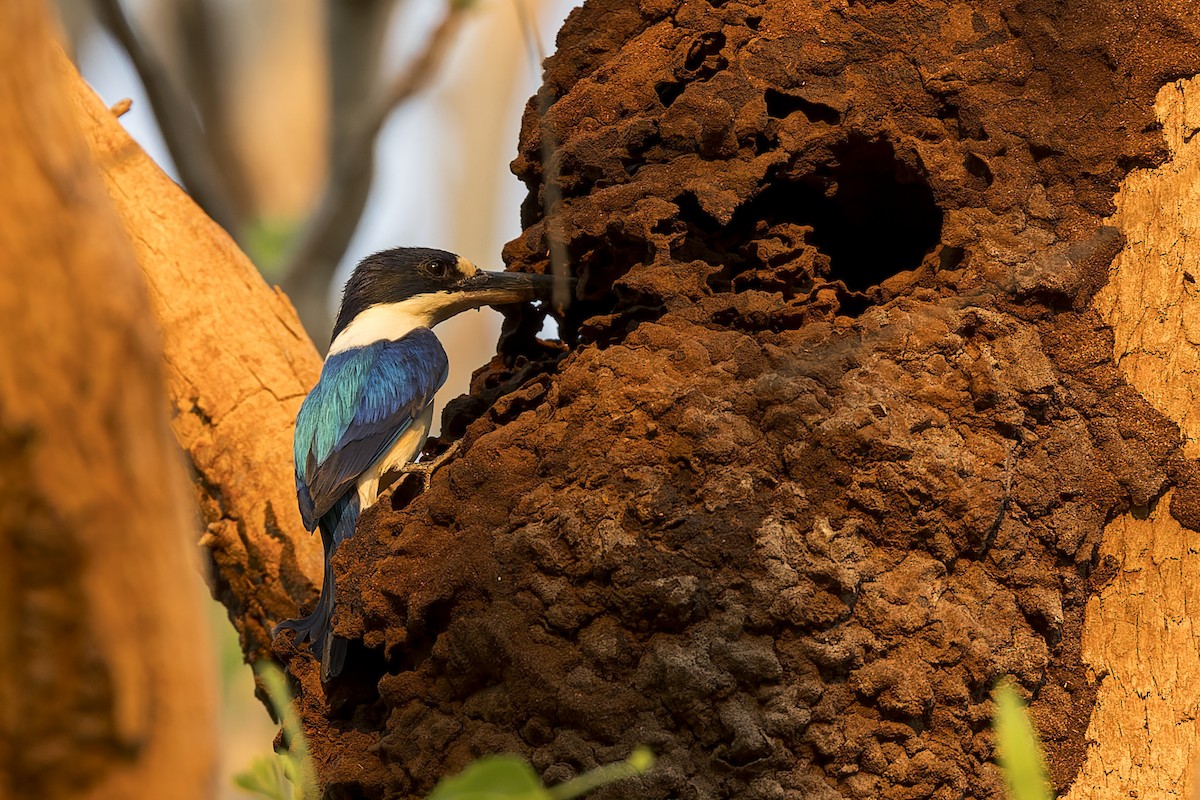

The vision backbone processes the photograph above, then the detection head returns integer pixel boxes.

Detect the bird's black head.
[330,247,556,348]
[338,247,465,321]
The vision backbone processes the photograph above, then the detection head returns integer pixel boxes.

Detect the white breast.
[329,293,475,355]
[354,403,436,509]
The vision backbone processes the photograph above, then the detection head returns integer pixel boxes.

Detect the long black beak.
[460,270,559,305]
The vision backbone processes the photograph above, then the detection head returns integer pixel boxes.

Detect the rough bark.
[57,48,325,661]
[0,1,215,796]
[276,2,1200,799]
[1068,76,1200,800]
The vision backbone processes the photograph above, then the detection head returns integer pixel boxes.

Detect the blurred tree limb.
[0,0,216,795]
[92,0,239,231]
[279,0,471,346]
[88,0,473,345]
[171,0,257,223]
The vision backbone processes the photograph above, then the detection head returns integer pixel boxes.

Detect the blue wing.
[293,328,449,532]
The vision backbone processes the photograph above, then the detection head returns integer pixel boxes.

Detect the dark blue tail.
[273,493,360,680]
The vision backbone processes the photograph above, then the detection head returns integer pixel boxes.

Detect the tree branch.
[59,45,324,663]
[279,1,469,345]
[91,0,239,234]
[169,0,254,222]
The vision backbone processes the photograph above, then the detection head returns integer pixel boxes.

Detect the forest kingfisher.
[274,247,555,678]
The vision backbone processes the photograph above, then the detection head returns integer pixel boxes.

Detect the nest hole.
[754,136,943,293]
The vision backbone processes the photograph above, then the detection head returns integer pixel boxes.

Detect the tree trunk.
[58,48,325,662]
[275,2,1200,799]
[1070,76,1200,799]
[21,0,1200,797]
[0,1,215,796]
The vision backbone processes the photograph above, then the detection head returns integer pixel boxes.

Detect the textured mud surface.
[277,1,1200,798]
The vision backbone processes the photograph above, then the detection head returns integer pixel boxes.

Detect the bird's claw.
[398,441,460,492]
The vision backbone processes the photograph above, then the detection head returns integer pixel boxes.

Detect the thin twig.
[360,8,465,141]
[279,2,469,344]
[91,0,237,234]
[516,0,571,312]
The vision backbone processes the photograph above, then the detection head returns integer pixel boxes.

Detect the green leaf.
[547,747,655,800]
[233,755,290,800]
[279,753,301,785]
[426,756,549,800]
[255,663,318,799]
[426,748,655,800]
[230,663,317,800]
[993,677,1053,800]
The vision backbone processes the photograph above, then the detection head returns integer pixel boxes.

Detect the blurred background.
[51,0,577,794]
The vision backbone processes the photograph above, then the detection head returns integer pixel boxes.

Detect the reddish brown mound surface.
[276,2,1200,798]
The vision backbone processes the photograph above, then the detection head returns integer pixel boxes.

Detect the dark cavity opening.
[655,80,685,108]
[963,152,993,187]
[764,89,841,125]
[749,136,943,293]
[682,31,727,77]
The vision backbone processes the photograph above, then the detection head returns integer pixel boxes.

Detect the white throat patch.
[327,292,470,355]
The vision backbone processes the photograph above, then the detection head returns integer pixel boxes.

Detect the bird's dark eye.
[425,260,450,278]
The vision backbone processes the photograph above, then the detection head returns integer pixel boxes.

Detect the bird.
[274,247,556,679]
